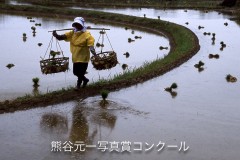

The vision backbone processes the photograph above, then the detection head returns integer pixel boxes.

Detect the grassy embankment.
[15,0,240,26]
[14,0,229,9]
[0,4,200,113]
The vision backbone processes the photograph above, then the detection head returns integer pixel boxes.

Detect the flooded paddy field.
[0,6,240,160]
[0,13,169,100]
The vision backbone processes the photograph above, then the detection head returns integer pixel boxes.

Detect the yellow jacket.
[65,30,95,63]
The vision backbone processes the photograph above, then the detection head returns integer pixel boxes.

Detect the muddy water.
[0,8,240,160]
[0,13,169,100]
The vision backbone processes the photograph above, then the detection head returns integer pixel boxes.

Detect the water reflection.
[170,90,177,98]
[70,106,93,143]
[69,105,117,148]
[40,112,68,134]
[32,86,40,96]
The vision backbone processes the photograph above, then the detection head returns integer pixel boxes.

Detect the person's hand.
[52,30,57,37]
[90,46,97,56]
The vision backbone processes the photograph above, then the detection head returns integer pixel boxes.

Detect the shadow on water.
[40,112,68,134]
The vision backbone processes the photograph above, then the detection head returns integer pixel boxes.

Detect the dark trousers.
[73,62,88,86]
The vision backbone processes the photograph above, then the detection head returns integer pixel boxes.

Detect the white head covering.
[72,17,86,32]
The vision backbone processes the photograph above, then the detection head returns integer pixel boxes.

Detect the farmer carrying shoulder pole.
[52,17,97,90]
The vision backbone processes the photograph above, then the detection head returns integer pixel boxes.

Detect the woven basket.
[91,51,118,70]
[40,57,69,74]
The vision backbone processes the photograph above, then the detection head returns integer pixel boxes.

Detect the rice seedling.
[32,77,40,87]
[226,74,237,83]
[122,64,128,70]
[159,46,168,50]
[220,41,226,51]
[165,82,178,92]
[134,36,142,39]
[220,41,226,48]
[35,23,42,26]
[100,90,109,107]
[6,63,15,69]
[171,83,178,89]
[31,26,36,31]
[198,67,204,72]
[128,38,135,43]
[209,54,219,59]
[22,33,27,41]
[50,50,61,58]
[194,61,204,70]
[131,30,135,34]
[198,26,204,30]
[170,91,178,98]
[123,52,130,58]
[101,90,109,101]
[224,22,228,26]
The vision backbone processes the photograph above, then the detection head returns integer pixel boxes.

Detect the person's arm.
[52,30,67,41]
[89,46,97,56]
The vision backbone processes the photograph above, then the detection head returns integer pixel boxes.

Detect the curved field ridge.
[0,4,200,113]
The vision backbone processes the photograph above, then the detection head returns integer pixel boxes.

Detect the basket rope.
[105,31,114,51]
[40,36,69,74]
[44,35,64,59]
[95,29,114,52]
[101,31,104,53]
[44,36,53,59]
[91,29,117,70]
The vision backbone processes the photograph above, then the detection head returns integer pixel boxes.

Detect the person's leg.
[73,63,82,89]
[73,62,89,89]
[81,63,89,88]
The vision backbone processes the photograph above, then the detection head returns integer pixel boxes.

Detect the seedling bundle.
[90,29,118,70]
[40,36,69,74]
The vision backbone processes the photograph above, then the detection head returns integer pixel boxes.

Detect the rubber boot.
[82,78,89,88]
